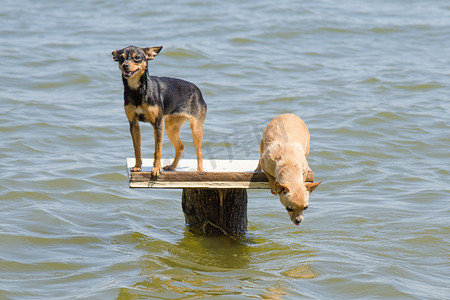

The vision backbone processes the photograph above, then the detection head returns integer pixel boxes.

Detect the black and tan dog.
[112,45,207,176]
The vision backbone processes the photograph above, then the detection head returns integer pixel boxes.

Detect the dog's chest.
[135,106,145,116]
[125,102,160,124]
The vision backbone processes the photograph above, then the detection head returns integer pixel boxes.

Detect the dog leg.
[129,120,142,172]
[130,128,142,172]
[190,118,204,172]
[164,115,187,171]
[265,173,278,195]
[152,120,164,176]
[255,139,264,172]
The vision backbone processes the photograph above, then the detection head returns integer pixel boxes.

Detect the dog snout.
[122,62,130,70]
[292,215,303,226]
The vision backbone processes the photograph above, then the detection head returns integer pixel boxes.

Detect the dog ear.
[112,50,122,61]
[305,181,322,193]
[144,46,163,60]
[274,181,290,194]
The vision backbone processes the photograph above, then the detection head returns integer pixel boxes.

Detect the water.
[1,0,449,299]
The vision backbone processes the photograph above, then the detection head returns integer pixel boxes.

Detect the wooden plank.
[130,171,268,182]
[130,181,269,189]
[127,158,314,189]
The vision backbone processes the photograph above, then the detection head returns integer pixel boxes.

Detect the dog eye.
[303,206,308,211]
[286,207,294,212]
[134,55,142,61]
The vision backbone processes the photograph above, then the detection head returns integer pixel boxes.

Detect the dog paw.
[130,166,142,172]
[163,164,176,171]
[151,167,162,177]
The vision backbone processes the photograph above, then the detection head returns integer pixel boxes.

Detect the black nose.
[122,62,130,70]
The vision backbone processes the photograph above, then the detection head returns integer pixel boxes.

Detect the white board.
[126,158,260,173]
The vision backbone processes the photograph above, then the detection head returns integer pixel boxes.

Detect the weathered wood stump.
[182,188,247,235]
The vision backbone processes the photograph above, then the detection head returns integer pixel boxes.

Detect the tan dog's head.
[275,181,322,226]
[112,45,162,88]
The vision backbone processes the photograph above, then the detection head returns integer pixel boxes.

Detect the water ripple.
[1,0,449,299]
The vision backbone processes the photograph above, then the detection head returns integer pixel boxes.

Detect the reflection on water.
[282,265,319,279]
[120,231,319,298]
[120,233,252,298]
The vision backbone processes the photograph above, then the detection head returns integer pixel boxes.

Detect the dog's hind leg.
[255,140,264,172]
[164,115,188,171]
[190,118,204,172]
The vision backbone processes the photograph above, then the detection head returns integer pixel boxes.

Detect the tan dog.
[256,114,322,225]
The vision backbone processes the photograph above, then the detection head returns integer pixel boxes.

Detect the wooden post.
[182,188,247,235]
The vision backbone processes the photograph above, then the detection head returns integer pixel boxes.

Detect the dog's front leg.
[152,120,164,176]
[265,173,278,195]
[130,120,142,172]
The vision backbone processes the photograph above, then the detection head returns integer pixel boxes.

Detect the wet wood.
[182,188,247,235]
